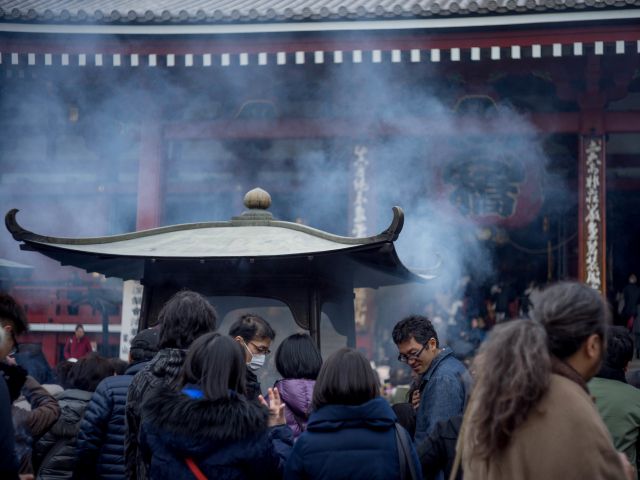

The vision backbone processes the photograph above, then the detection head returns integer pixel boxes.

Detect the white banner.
[119,280,144,361]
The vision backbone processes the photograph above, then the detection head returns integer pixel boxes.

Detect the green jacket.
[589,376,640,476]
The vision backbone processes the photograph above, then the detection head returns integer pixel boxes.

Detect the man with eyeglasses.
[230,313,276,401]
[392,314,469,445]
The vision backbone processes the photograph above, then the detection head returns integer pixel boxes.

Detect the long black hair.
[179,332,247,400]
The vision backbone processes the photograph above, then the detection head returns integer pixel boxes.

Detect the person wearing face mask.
[229,313,276,401]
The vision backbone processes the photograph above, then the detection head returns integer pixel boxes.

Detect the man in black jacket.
[75,328,159,480]
[124,291,217,480]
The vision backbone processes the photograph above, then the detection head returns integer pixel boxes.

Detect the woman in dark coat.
[139,333,293,480]
[273,333,322,439]
[33,355,113,480]
[284,348,422,480]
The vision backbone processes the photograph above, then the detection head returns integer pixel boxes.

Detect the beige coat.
[461,374,626,480]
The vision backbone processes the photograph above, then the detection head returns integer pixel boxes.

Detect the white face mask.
[243,341,266,372]
[247,354,266,372]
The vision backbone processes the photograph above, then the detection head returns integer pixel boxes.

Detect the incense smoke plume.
[0,45,572,358]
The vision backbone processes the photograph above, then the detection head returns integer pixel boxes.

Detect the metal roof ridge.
[4,205,405,247]
[0,8,639,34]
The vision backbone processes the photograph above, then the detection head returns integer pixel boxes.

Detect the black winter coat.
[417,415,463,480]
[75,362,147,480]
[33,389,92,480]
[139,385,293,480]
[125,349,186,480]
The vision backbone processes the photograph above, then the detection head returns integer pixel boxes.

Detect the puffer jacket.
[75,362,148,480]
[274,378,314,439]
[125,349,186,480]
[139,385,293,480]
[284,397,422,480]
[33,389,92,480]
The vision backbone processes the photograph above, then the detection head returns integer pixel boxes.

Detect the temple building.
[0,0,638,364]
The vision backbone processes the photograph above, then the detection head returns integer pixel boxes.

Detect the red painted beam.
[163,111,640,140]
[161,112,557,139]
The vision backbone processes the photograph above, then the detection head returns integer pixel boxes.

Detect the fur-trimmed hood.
[142,385,270,454]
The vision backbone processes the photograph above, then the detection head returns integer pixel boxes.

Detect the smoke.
[0,47,572,343]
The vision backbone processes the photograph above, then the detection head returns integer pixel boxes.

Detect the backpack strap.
[185,457,208,480]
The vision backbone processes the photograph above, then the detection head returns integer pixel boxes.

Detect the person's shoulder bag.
[395,423,419,480]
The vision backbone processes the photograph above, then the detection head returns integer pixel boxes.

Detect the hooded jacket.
[125,349,185,480]
[75,361,148,480]
[284,396,422,480]
[32,389,92,480]
[274,378,315,439]
[139,385,293,480]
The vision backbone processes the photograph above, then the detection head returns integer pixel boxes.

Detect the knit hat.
[130,328,160,362]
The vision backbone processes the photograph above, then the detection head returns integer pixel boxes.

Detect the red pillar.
[136,121,163,230]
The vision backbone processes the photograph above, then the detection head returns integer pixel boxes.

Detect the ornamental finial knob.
[243,188,271,210]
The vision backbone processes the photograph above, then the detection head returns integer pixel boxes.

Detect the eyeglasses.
[398,344,427,363]
[249,342,271,355]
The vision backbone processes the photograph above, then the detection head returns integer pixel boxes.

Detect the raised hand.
[259,387,286,427]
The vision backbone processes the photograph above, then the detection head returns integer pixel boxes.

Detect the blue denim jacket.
[414,348,469,444]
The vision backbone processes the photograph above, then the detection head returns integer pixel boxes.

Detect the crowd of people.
[0,281,638,480]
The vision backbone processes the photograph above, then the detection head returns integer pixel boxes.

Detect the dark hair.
[179,332,247,400]
[602,326,633,371]
[158,291,218,349]
[67,354,114,392]
[75,324,84,332]
[627,370,640,389]
[0,292,28,335]
[531,281,609,360]
[108,358,128,375]
[392,315,439,348]
[55,360,75,389]
[312,348,379,410]
[465,281,610,460]
[228,313,275,342]
[275,333,322,380]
